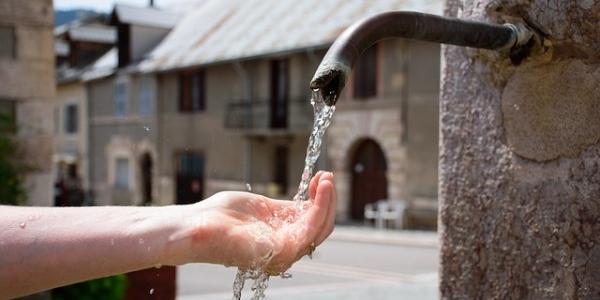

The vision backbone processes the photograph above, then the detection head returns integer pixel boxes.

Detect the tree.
[0,113,26,205]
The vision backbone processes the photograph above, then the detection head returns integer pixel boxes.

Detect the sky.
[53,0,174,12]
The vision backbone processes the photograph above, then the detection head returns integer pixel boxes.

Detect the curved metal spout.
[310,11,533,105]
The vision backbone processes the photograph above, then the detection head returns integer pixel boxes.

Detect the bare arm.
[0,171,336,299]
[0,205,189,298]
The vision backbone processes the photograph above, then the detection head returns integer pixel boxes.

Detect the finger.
[309,171,325,200]
[315,173,336,245]
[267,170,324,206]
[296,177,333,257]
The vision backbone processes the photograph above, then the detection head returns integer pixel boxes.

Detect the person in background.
[0,171,337,299]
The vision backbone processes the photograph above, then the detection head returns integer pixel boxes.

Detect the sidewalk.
[328,226,439,248]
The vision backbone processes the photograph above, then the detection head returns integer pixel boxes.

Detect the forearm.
[0,205,192,298]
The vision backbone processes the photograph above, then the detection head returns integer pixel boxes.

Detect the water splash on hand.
[231,90,336,299]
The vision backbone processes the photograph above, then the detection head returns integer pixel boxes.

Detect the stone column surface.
[439,0,600,299]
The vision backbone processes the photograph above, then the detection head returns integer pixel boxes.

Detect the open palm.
[188,171,336,274]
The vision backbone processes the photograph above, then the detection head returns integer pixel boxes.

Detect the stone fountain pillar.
[440,0,600,298]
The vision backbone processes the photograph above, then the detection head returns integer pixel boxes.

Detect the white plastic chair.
[364,202,378,225]
[364,199,407,229]
[382,200,406,229]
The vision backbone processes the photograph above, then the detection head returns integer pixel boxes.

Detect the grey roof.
[81,47,118,81]
[68,25,116,44]
[54,23,70,36]
[112,4,180,29]
[139,0,443,73]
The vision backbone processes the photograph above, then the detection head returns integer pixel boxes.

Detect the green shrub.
[0,113,26,205]
[52,275,128,300]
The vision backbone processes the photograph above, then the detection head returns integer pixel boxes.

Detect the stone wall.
[440,0,600,298]
[0,0,55,206]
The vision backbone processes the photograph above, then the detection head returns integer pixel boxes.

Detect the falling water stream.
[232,90,336,299]
[292,91,337,204]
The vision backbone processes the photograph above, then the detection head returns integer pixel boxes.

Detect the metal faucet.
[310,11,533,106]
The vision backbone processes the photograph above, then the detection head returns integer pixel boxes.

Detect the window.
[270,59,289,129]
[0,26,15,58]
[114,79,128,117]
[64,104,78,134]
[114,158,129,189]
[179,70,205,112]
[139,77,154,116]
[353,44,378,99]
[274,146,288,195]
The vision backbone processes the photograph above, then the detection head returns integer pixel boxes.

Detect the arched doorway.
[140,153,153,205]
[350,139,388,220]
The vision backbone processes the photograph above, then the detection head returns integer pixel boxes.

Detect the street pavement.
[177,226,439,300]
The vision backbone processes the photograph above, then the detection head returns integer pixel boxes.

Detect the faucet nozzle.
[310,11,534,106]
[309,61,350,106]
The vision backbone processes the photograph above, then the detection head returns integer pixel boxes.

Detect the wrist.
[161,203,214,266]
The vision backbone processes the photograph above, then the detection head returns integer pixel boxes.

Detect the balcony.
[224,99,313,136]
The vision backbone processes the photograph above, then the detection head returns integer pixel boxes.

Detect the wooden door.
[350,139,388,220]
[176,152,204,205]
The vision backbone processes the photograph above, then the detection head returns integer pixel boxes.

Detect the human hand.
[171,171,336,274]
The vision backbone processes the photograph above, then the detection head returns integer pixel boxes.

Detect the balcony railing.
[224,99,313,133]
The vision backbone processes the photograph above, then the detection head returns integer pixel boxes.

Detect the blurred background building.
[3,0,443,298]
[53,14,115,206]
[0,0,443,225]
[0,0,444,227]
[53,0,442,230]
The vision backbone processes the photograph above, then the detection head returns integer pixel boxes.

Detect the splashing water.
[232,270,269,300]
[231,90,336,300]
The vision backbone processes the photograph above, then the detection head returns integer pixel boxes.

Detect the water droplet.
[147,246,151,252]
[280,272,292,279]
[149,288,154,295]
[154,264,162,269]
[144,126,150,132]
[19,222,26,229]
[246,183,252,192]
[139,238,144,245]
[110,238,115,246]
